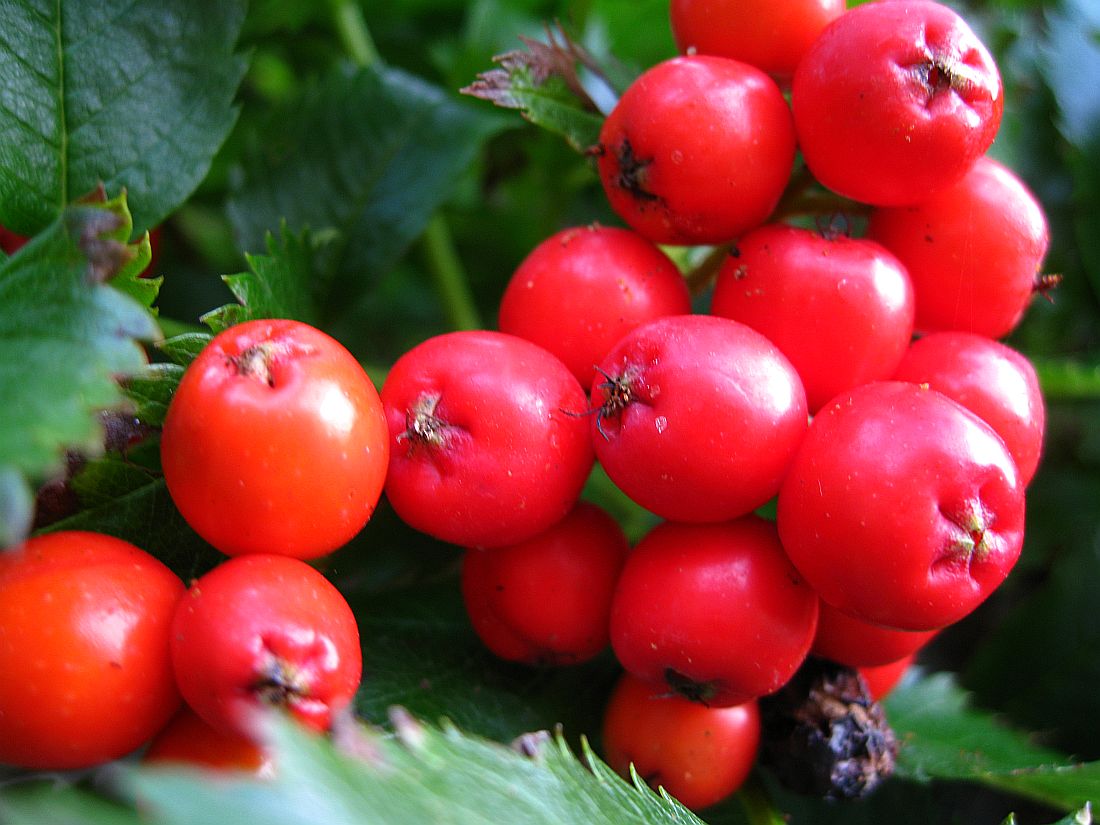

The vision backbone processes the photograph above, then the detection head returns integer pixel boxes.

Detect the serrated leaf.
[0,0,248,236]
[462,29,608,152]
[39,468,223,584]
[123,362,185,427]
[119,714,708,825]
[0,197,159,545]
[886,673,1099,811]
[202,225,323,333]
[157,333,212,366]
[227,62,505,320]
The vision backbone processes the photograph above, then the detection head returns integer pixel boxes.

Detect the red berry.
[161,319,389,559]
[0,532,183,769]
[778,382,1026,631]
[170,554,362,739]
[859,655,916,701]
[497,225,690,387]
[461,501,629,666]
[893,332,1046,484]
[792,0,1003,205]
[812,601,936,669]
[597,55,795,245]
[710,223,915,412]
[602,673,761,811]
[382,330,594,548]
[868,157,1050,338]
[589,314,807,523]
[610,517,819,707]
[670,0,845,81]
[143,707,274,776]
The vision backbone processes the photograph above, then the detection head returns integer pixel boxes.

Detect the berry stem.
[422,215,483,332]
[330,0,379,68]
[736,773,788,825]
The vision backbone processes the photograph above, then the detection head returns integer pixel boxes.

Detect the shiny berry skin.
[382,330,594,548]
[609,517,819,707]
[893,332,1045,485]
[602,673,761,811]
[497,225,691,387]
[812,601,936,669]
[597,55,795,245]
[670,0,844,81]
[778,382,1026,631]
[143,707,274,776]
[710,224,915,412]
[170,554,362,740]
[161,319,389,559]
[461,501,629,666]
[869,157,1050,338]
[589,314,807,523]
[792,0,1003,205]
[0,532,183,770]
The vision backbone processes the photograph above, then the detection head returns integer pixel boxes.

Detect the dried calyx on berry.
[758,657,898,800]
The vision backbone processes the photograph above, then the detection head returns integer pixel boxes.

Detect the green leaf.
[202,225,324,333]
[886,673,1099,811]
[0,0,248,236]
[39,466,223,584]
[123,363,185,428]
[227,62,505,320]
[0,196,159,545]
[0,785,141,825]
[123,714,707,825]
[462,31,607,152]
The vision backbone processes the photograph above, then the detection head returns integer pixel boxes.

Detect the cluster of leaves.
[1,0,1099,823]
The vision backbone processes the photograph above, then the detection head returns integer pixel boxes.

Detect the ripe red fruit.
[868,157,1050,338]
[0,532,183,770]
[597,55,795,245]
[893,332,1046,484]
[588,314,807,522]
[382,330,594,548]
[670,0,845,81]
[170,554,362,739]
[602,673,761,811]
[461,501,629,666]
[710,224,915,412]
[812,602,936,669]
[161,319,389,559]
[610,517,819,707]
[778,382,1026,631]
[143,707,274,776]
[792,0,1003,205]
[859,655,916,701]
[497,225,691,387]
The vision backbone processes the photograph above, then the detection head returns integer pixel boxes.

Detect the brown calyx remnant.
[758,658,898,800]
[664,668,722,706]
[611,139,660,203]
[912,52,987,107]
[230,342,280,388]
[252,655,310,708]
[397,392,452,450]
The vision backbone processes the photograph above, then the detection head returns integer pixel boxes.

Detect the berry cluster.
[0,0,1051,813]
[459,0,1046,810]
[0,321,380,771]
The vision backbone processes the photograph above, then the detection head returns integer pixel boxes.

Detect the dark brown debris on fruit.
[758,657,898,800]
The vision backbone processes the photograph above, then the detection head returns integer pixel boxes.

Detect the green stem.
[1033,357,1100,402]
[684,243,733,296]
[330,0,379,68]
[423,216,482,332]
[736,773,787,825]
